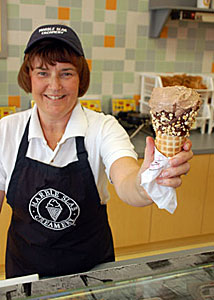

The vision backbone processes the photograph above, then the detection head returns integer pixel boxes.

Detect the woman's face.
[30,56,80,121]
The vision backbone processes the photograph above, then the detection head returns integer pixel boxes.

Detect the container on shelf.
[197,0,211,8]
[0,106,16,119]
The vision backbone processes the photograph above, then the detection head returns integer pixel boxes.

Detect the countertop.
[130,128,214,158]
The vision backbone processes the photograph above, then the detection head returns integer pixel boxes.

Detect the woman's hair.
[18,39,90,97]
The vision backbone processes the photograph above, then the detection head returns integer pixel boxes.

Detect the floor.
[1,240,214,281]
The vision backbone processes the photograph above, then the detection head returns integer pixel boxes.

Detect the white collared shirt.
[0,102,137,203]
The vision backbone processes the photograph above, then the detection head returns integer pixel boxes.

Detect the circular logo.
[29,188,80,230]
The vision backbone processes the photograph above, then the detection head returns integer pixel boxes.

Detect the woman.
[0,24,192,279]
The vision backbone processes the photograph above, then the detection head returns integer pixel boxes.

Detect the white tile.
[165,38,177,61]
[105,11,116,23]
[80,95,100,100]
[83,92,100,99]
[123,83,137,95]
[202,51,213,73]
[139,12,149,26]
[19,31,33,45]
[7,57,21,71]
[102,72,113,94]
[93,22,105,35]
[46,0,58,5]
[20,4,45,19]
[125,12,145,48]
[123,73,140,95]
[92,47,125,60]
[7,0,19,3]
[82,0,95,22]
[8,31,20,45]
[124,60,135,72]
[31,20,47,31]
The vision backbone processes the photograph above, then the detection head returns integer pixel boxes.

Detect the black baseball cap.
[24,24,84,56]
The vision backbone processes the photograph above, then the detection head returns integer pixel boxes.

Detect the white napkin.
[140,147,177,214]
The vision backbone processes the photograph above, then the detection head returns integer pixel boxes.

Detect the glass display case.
[16,263,214,299]
[1,247,214,300]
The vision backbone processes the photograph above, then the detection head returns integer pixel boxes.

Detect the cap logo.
[39,26,67,35]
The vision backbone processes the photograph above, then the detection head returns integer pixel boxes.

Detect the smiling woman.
[17,38,90,149]
[0,24,193,280]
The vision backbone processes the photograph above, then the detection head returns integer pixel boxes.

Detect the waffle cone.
[155,132,186,157]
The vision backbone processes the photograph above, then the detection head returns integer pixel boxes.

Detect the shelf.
[149,0,214,38]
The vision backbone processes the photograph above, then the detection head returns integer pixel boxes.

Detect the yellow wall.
[0,200,11,266]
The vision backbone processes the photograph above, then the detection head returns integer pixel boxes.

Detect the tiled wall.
[1,0,214,113]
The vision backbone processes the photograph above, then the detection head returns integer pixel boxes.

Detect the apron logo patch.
[29,188,80,230]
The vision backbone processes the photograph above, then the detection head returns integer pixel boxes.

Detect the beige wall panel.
[0,200,12,266]
[107,182,152,248]
[150,155,210,242]
[107,159,152,248]
[201,154,214,234]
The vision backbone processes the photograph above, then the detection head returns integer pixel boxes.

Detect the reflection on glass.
[23,263,214,299]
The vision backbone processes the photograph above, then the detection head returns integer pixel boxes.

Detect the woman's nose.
[48,75,62,90]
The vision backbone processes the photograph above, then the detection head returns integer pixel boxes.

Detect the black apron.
[6,119,114,279]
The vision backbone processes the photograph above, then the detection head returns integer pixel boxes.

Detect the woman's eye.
[38,71,48,77]
[61,72,72,77]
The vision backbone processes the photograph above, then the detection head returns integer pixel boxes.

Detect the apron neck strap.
[16,117,31,160]
[75,137,88,161]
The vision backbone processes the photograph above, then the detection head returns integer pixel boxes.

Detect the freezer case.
[1,246,214,299]
[16,264,214,299]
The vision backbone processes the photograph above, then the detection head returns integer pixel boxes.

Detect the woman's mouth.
[44,95,65,100]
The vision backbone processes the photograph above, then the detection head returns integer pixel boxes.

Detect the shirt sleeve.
[99,115,138,179]
[0,146,6,191]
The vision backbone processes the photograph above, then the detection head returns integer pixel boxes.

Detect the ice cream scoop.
[149,86,202,157]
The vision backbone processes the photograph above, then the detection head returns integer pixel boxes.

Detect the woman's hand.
[110,136,193,207]
[156,139,193,188]
[139,136,193,189]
